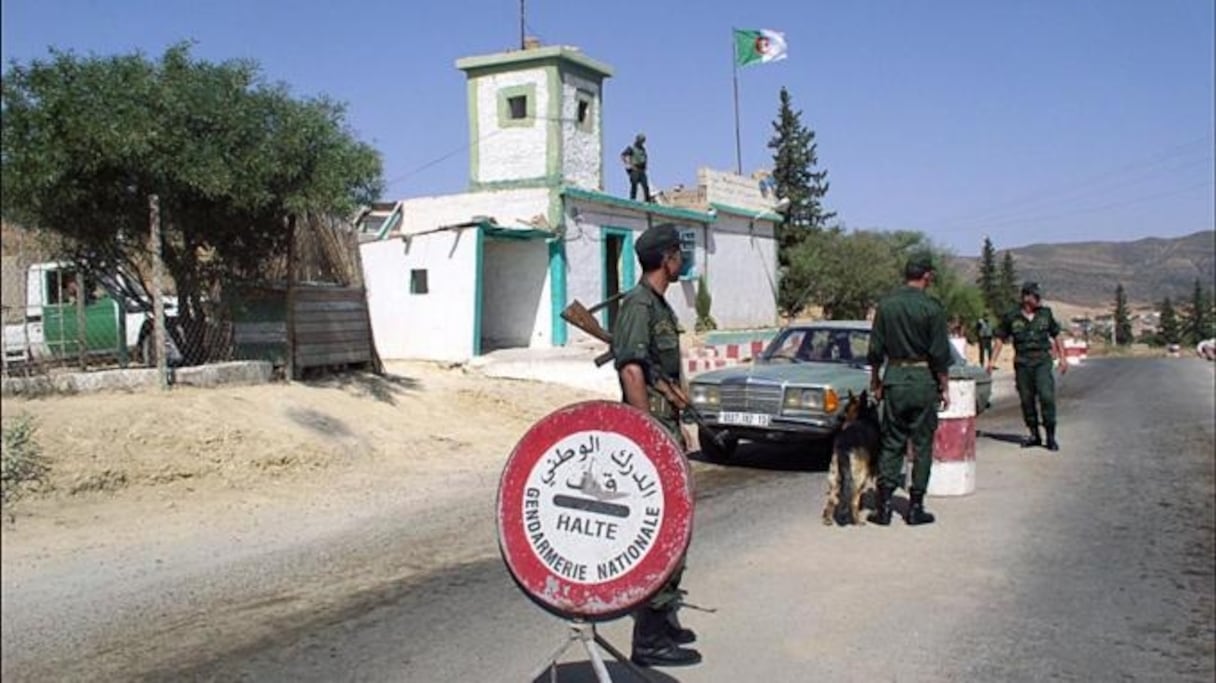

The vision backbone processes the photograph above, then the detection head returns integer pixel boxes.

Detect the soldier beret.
[1021,282,1042,297]
[905,250,936,273]
[636,223,681,261]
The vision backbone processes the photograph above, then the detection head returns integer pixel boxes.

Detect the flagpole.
[731,28,743,175]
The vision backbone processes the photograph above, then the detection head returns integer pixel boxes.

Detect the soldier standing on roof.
[621,133,652,202]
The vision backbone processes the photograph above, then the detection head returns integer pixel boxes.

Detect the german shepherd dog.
[822,390,881,526]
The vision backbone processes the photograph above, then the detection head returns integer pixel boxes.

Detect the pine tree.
[997,251,1018,313]
[1159,296,1180,345]
[977,236,999,314]
[768,86,834,267]
[1183,278,1213,345]
[1113,283,1132,346]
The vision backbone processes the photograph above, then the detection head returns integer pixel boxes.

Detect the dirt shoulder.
[1,362,607,555]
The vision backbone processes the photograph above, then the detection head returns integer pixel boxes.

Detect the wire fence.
[1,207,374,386]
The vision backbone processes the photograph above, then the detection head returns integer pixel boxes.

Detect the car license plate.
[718,411,771,427]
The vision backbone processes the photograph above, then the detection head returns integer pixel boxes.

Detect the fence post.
[149,194,169,390]
[285,214,297,382]
[75,274,87,371]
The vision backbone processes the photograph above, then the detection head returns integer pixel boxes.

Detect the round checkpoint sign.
[496,400,694,621]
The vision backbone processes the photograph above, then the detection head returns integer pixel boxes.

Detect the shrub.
[2,415,49,503]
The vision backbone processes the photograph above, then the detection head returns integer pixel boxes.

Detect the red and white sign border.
[496,400,694,621]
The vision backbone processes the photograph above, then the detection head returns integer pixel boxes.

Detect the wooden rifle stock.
[560,298,727,448]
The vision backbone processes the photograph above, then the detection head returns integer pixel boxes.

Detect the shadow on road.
[304,371,422,405]
[531,660,683,683]
[978,429,1029,445]
[689,440,832,473]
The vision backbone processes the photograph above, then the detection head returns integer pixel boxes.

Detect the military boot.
[1022,427,1043,449]
[867,485,894,526]
[631,608,702,667]
[663,606,696,645]
[906,489,936,526]
[1045,426,1059,452]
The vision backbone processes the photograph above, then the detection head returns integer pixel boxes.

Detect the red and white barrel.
[927,378,977,497]
[1063,338,1088,366]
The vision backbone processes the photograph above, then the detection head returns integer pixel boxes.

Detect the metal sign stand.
[529,620,659,683]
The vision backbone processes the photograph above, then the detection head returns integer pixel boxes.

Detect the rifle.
[561,298,729,449]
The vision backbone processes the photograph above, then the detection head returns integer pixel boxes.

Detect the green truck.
[3,261,181,368]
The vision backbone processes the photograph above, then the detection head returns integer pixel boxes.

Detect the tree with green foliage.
[1183,278,1213,345]
[1,43,383,362]
[1158,296,1180,345]
[694,275,717,332]
[997,251,1019,314]
[768,87,834,316]
[977,236,999,315]
[1113,283,1132,346]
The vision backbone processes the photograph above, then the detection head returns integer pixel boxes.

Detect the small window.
[410,269,429,295]
[678,229,697,280]
[507,95,528,120]
[576,90,595,132]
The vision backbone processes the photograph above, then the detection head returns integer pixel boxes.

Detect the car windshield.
[761,328,871,364]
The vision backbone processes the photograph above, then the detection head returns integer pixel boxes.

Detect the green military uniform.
[996,286,1062,443]
[976,317,994,366]
[867,283,953,496]
[612,223,700,668]
[612,281,685,448]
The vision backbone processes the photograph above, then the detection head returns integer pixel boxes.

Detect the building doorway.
[601,227,635,332]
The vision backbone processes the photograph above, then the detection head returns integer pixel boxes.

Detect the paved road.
[4,358,1214,682]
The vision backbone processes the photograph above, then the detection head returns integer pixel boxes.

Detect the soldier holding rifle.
[610,223,701,668]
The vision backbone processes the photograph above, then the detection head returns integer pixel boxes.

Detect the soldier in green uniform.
[987,282,1068,451]
[866,252,953,526]
[620,133,652,202]
[611,223,701,668]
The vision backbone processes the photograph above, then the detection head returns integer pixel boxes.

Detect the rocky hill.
[952,230,1215,307]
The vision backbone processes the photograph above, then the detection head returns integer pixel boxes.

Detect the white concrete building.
[358,41,782,363]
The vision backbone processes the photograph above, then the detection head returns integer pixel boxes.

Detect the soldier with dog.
[866,251,953,526]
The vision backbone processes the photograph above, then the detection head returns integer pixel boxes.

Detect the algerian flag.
[734,29,787,67]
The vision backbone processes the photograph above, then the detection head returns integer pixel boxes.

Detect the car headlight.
[782,387,839,413]
[690,384,720,407]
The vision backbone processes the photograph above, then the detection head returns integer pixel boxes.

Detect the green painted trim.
[497,83,537,128]
[600,226,636,327]
[709,202,783,223]
[549,238,568,346]
[473,226,485,357]
[597,83,605,190]
[481,224,553,240]
[469,176,561,191]
[562,186,715,224]
[547,65,562,182]
[374,203,402,240]
[457,46,614,78]
[467,79,479,188]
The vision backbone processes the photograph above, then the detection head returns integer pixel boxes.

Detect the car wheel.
[699,427,738,462]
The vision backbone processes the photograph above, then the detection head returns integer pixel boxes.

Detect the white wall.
[397,188,549,235]
[360,229,479,362]
[560,198,707,338]
[473,68,550,183]
[561,72,601,190]
[704,215,779,329]
[559,198,779,339]
[482,238,551,349]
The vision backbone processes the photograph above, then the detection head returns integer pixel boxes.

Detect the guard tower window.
[507,95,527,120]
[410,269,429,295]
[576,90,595,132]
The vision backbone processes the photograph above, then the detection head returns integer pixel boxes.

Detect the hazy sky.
[3,0,1212,255]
